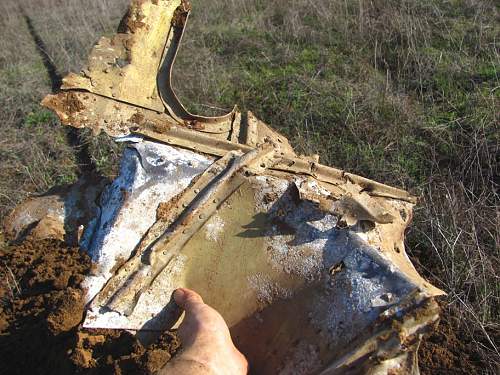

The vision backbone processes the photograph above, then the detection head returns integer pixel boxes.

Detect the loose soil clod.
[418,310,487,374]
[0,239,180,375]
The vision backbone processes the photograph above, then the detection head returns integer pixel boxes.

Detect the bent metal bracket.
[21,0,446,373]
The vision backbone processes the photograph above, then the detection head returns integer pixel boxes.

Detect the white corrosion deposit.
[81,140,212,329]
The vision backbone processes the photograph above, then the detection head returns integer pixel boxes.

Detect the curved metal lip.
[157,4,237,125]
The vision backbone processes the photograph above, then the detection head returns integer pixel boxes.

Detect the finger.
[173,288,204,311]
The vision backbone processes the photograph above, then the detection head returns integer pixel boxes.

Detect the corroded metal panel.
[4,0,447,373]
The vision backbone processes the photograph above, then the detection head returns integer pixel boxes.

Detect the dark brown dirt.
[411,249,499,374]
[0,239,180,375]
[418,305,494,375]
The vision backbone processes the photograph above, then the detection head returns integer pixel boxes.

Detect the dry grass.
[0,0,127,216]
[0,0,498,372]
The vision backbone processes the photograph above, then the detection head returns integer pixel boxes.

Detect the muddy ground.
[0,238,486,374]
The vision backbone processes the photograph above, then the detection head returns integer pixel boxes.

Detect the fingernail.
[173,288,185,305]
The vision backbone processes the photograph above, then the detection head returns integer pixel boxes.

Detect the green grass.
[172,0,498,215]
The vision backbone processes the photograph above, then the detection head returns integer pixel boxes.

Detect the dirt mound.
[418,308,488,375]
[0,239,179,375]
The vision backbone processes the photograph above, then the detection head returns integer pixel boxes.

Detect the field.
[0,0,498,373]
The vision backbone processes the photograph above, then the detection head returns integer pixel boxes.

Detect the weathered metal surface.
[76,148,441,373]
[94,145,275,317]
[3,174,108,244]
[132,126,417,203]
[81,140,212,305]
[18,0,447,373]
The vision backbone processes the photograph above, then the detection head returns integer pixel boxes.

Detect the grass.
[0,0,498,373]
[0,0,126,211]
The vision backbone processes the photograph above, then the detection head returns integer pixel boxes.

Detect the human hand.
[159,288,248,375]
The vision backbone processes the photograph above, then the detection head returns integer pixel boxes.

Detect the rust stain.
[146,120,172,133]
[109,256,127,274]
[156,193,183,221]
[129,112,145,125]
[183,119,205,130]
[119,0,147,33]
[65,92,85,113]
[172,0,191,28]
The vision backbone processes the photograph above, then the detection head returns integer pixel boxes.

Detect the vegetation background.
[0,0,498,373]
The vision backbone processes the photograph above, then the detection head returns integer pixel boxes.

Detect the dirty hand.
[159,288,248,375]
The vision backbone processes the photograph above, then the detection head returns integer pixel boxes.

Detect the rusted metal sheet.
[17,0,446,373]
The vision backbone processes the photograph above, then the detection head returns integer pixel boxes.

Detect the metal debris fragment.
[1,1,447,374]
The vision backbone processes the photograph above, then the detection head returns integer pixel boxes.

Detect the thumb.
[173,288,205,311]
